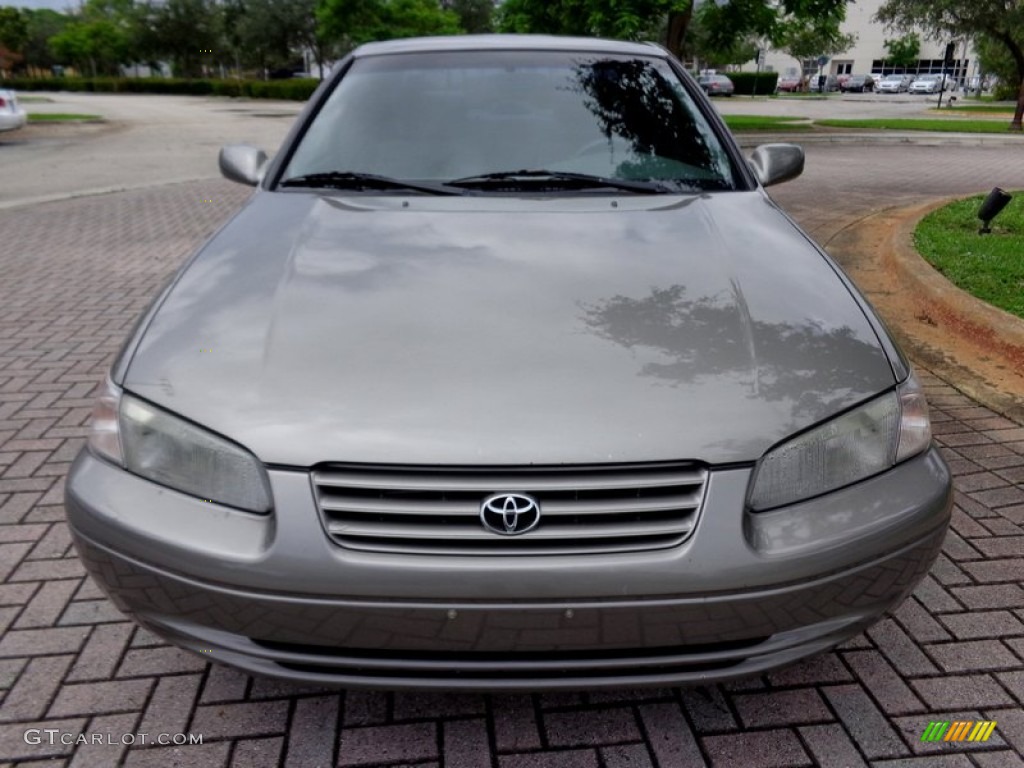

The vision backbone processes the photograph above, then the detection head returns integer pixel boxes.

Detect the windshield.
[281,50,738,192]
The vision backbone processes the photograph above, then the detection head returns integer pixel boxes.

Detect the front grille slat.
[319,496,480,516]
[327,518,695,541]
[312,462,708,556]
[314,468,705,492]
[319,492,703,517]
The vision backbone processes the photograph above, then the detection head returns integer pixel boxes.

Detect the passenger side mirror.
[748,144,805,187]
[219,144,269,186]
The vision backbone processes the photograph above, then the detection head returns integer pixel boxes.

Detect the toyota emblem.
[480,493,541,535]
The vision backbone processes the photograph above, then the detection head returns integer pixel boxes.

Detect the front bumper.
[65,448,952,690]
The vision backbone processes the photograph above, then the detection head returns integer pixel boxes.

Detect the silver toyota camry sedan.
[65,35,952,690]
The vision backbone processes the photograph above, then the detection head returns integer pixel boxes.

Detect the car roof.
[353,34,664,58]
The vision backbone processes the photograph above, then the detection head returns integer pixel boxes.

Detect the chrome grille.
[311,463,708,555]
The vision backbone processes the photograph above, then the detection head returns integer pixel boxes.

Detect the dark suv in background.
[841,74,875,92]
[697,73,735,96]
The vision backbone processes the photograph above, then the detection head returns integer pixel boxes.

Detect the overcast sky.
[2,0,74,10]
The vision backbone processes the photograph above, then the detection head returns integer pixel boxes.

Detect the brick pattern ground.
[0,145,1022,767]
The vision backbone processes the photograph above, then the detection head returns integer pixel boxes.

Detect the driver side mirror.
[748,144,804,187]
[219,144,269,186]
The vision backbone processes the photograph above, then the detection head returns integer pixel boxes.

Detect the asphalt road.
[0,93,301,208]
[0,93,1022,768]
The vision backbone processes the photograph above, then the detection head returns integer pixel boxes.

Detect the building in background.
[746,0,978,86]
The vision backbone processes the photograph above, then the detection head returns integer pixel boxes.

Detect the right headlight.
[749,374,932,511]
[87,378,272,514]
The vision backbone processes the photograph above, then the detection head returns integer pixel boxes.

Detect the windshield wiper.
[280,171,465,196]
[447,170,673,194]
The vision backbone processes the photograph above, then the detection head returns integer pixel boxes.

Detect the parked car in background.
[967,75,993,94]
[697,73,735,96]
[0,90,27,133]
[808,74,839,92]
[840,74,875,93]
[876,74,912,93]
[909,74,944,94]
[66,34,952,691]
[776,75,802,92]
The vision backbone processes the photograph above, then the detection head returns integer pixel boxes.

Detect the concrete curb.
[734,131,1024,148]
[826,199,1024,425]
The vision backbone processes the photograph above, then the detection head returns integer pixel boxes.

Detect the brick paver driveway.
[1,144,1023,767]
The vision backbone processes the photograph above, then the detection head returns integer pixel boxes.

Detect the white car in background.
[0,89,27,133]
[876,74,912,93]
[909,74,950,94]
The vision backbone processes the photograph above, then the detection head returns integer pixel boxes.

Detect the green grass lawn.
[815,118,1022,133]
[915,192,1024,319]
[15,95,53,103]
[932,104,1017,114]
[27,112,103,122]
[722,114,812,131]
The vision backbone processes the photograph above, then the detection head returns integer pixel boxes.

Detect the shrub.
[0,76,320,101]
[727,72,779,95]
[992,81,1020,101]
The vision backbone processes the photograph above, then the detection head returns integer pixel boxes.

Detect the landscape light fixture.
[978,187,1012,234]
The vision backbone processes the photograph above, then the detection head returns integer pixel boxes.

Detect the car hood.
[124,190,895,466]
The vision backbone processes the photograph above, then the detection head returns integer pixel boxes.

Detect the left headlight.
[87,379,272,513]
[749,374,933,511]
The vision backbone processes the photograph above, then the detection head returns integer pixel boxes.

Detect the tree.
[696,0,854,65]
[0,8,29,53]
[683,6,758,69]
[876,0,1024,130]
[229,0,297,75]
[47,0,147,77]
[441,0,494,33]
[380,0,462,38]
[317,0,460,49]
[497,0,679,44]
[283,0,337,77]
[975,34,1021,99]
[50,8,135,78]
[49,20,129,76]
[773,17,855,76]
[496,0,852,61]
[226,0,338,77]
[22,9,71,73]
[883,32,919,68]
[141,0,222,77]
[0,7,29,72]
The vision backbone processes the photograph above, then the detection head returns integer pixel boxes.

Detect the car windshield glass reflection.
[282,51,736,192]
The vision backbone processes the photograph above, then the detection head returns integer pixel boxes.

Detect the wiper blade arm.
[281,171,465,196]
[447,170,672,194]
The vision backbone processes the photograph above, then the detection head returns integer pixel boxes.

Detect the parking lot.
[0,94,1023,767]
